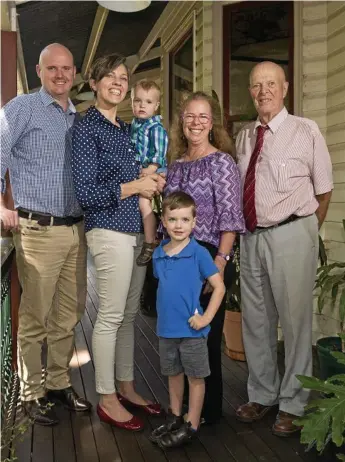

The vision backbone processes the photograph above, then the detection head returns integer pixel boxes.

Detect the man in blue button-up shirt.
[0,43,91,425]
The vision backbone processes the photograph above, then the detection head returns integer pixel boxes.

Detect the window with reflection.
[169,33,193,121]
[223,1,293,138]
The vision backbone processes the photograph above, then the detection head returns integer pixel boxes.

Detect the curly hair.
[167,91,235,165]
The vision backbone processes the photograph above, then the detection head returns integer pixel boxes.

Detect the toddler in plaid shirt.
[130,79,168,266]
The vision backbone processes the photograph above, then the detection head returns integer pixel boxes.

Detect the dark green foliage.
[295,334,345,456]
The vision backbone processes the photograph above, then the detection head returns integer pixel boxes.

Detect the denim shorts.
[159,337,210,378]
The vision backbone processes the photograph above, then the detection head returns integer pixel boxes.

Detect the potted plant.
[314,219,345,379]
[295,333,345,461]
[223,238,246,361]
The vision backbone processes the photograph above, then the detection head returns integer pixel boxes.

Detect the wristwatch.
[216,251,230,262]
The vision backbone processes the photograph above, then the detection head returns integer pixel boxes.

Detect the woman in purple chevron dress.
[164,91,245,424]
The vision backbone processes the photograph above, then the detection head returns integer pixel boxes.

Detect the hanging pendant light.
[97,1,151,13]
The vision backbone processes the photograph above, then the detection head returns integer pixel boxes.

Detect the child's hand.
[188,313,210,330]
[139,167,151,178]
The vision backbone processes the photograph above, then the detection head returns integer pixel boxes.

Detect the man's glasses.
[182,114,212,124]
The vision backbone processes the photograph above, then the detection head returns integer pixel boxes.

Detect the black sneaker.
[158,421,198,449]
[149,409,184,444]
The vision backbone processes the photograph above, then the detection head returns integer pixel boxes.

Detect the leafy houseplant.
[295,333,345,460]
[294,221,345,459]
[315,221,345,332]
[223,238,246,361]
[314,219,345,380]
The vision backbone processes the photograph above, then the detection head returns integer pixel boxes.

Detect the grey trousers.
[240,214,319,416]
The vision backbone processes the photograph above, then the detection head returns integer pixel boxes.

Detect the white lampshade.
[76,91,94,102]
[97,1,151,13]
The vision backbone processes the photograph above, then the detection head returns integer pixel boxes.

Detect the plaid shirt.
[0,88,82,217]
[130,115,168,168]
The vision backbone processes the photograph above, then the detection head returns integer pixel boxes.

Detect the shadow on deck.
[7,260,338,462]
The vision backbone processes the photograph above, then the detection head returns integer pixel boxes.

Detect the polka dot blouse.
[72,106,142,233]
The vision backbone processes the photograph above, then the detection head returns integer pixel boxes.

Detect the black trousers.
[184,240,232,424]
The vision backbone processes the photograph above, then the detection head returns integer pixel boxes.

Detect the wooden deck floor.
[10,259,339,462]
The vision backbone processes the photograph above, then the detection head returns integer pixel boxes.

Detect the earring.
[209,130,213,142]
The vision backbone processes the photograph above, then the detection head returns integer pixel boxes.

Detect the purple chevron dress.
[164,151,245,247]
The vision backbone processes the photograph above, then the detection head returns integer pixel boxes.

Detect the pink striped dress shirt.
[236,107,334,227]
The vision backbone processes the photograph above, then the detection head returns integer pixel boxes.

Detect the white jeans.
[86,228,146,394]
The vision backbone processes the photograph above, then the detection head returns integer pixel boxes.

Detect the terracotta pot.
[223,310,246,361]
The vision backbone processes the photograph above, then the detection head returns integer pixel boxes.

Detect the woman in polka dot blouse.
[72,54,164,431]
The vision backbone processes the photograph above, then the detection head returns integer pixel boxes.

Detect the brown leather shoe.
[272,411,301,437]
[236,402,272,423]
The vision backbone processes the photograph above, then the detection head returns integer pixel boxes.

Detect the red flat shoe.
[117,393,163,416]
[97,404,144,431]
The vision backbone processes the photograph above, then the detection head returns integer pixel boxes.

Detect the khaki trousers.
[240,214,318,416]
[86,229,146,394]
[13,217,87,401]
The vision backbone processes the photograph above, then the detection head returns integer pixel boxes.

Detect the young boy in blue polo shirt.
[150,191,225,449]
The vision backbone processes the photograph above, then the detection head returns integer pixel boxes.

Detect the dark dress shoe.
[22,397,59,426]
[158,421,197,449]
[236,402,272,423]
[46,386,92,412]
[97,404,144,432]
[272,411,301,437]
[117,393,163,416]
[149,409,184,443]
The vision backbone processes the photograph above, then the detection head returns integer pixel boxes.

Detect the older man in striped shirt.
[0,43,91,425]
[235,61,333,437]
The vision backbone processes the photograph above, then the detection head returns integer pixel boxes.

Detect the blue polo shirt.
[153,238,218,338]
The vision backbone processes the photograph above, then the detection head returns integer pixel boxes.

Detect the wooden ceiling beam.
[131,2,196,74]
[126,46,162,71]
[81,5,109,81]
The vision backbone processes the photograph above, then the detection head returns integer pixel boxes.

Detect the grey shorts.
[159,337,210,378]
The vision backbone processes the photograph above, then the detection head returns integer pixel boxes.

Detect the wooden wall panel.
[1,30,17,107]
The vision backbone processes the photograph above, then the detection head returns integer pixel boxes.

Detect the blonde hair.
[131,79,161,99]
[167,91,235,164]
